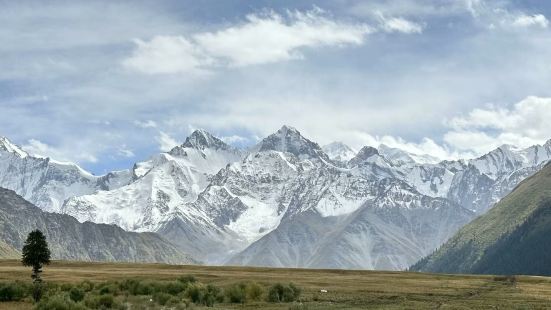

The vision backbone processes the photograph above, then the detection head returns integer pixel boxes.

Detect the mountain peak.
[255,126,331,162]
[322,142,357,162]
[348,146,379,166]
[0,137,28,158]
[181,129,230,151]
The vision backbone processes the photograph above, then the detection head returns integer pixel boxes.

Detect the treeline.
[0,276,302,309]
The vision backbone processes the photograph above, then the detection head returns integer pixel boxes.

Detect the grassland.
[1,260,551,309]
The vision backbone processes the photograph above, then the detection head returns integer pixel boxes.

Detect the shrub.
[158,281,187,296]
[61,283,74,292]
[205,284,223,306]
[153,292,172,306]
[98,282,118,295]
[35,294,87,310]
[98,294,115,308]
[80,280,94,292]
[184,283,221,307]
[69,287,85,302]
[246,282,264,301]
[268,283,301,303]
[0,282,27,302]
[177,275,197,284]
[186,283,206,304]
[85,294,118,309]
[122,279,155,296]
[225,283,246,304]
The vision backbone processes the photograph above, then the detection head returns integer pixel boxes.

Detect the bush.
[177,275,197,284]
[85,294,118,309]
[69,287,85,302]
[61,283,74,292]
[35,294,87,310]
[157,281,187,296]
[268,283,301,303]
[97,282,118,295]
[153,292,172,306]
[245,282,264,301]
[0,282,27,302]
[184,283,221,307]
[225,283,246,304]
[120,279,156,296]
[80,280,94,292]
[186,283,206,304]
[205,284,223,306]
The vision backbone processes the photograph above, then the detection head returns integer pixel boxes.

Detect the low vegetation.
[0,275,301,309]
[1,260,551,309]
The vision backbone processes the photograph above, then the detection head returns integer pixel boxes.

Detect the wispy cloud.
[22,139,98,163]
[155,131,179,151]
[444,96,551,153]
[376,13,424,33]
[123,8,373,74]
[511,14,549,28]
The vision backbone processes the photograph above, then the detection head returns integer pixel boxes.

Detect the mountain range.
[1,126,550,269]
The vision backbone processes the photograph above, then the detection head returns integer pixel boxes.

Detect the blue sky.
[2,0,551,174]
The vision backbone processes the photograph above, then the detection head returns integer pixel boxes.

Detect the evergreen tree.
[21,230,51,283]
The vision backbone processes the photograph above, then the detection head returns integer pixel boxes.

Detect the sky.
[2,0,551,174]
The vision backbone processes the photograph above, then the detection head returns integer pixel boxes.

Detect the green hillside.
[412,162,551,274]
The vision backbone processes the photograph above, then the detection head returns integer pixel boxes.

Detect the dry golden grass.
[2,260,551,309]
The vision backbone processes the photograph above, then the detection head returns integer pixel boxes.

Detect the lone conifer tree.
[21,230,51,283]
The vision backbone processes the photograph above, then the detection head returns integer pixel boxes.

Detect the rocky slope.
[411,162,551,275]
[0,187,196,264]
[0,239,19,259]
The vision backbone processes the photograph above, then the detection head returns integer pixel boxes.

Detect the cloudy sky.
[2,0,551,174]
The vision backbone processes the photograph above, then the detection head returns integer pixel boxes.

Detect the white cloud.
[377,13,424,33]
[117,145,135,158]
[22,139,98,163]
[134,120,158,128]
[123,36,213,74]
[444,96,551,153]
[194,9,372,66]
[345,131,471,161]
[123,9,372,74]
[155,131,179,151]
[511,14,549,28]
[220,135,250,145]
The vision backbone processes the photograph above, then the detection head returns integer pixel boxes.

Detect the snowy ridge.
[0,137,132,212]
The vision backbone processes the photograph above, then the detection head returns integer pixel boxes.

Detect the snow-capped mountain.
[0,137,132,212]
[2,128,551,270]
[322,142,357,162]
[62,130,243,232]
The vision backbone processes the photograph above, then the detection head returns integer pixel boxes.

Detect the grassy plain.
[1,260,551,309]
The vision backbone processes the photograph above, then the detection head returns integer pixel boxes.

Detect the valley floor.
[1,260,551,309]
